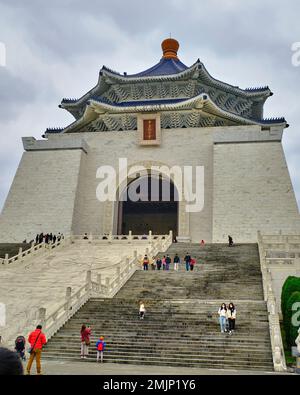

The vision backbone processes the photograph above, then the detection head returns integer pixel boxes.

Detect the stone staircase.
[0,241,148,346]
[43,243,274,371]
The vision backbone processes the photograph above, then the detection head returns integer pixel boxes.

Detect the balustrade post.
[149,230,152,243]
[65,287,72,312]
[108,232,112,243]
[116,265,121,283]
[4,253,9,265]
[285,236,289,252]
[18,247,23,262]
[105,277,110,293]
[97,274,102,293]
[129,230,132,243]
[38,307,46,328]
[85,270,92,291]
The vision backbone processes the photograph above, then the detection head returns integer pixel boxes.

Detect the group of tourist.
[80,325,106,363]
[80,325,107,362]
[141,253,197,271]
[0,299,237,375]
[12,325,47,375]
[218,303,237,334]
[138,301,237,335]
[35,232,64,245]
[200,236,234,247]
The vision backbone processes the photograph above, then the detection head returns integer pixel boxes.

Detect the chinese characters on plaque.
[143,119,156,141]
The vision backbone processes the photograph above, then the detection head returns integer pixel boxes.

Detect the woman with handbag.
[80,324,91,359]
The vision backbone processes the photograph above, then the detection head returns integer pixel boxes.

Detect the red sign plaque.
[143,119,156,140]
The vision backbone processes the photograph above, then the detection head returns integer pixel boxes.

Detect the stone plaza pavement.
[22,359,292,375]
[0,240,149,346]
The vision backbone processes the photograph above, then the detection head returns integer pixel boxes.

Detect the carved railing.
[71,231,170,244]
[0,231,172,268]
[260,233,300,253]
[257,231,287,372]
[0,237,71,268]
[8,232,173,345]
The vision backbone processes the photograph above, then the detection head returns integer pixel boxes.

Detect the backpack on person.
[15,336,25,351]
[97,342,104,351]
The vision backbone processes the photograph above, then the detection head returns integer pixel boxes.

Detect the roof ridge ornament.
[161,38,180,60]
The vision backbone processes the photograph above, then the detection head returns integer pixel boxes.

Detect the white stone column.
[65,287,72,312]
[97,274,102,293]
[18,247,23,262]
[38,307,46,328]
[85,270,92,291]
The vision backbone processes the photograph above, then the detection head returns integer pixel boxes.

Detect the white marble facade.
[0,123,299,243]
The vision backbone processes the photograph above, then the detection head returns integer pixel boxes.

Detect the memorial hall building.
[0,38,299,243]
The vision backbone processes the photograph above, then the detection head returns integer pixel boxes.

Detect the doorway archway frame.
[102,160,190,237]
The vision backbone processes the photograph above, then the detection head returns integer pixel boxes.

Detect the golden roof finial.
[161,37,179,60]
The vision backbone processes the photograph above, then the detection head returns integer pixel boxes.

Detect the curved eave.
[60,59,272,118]
[59,72,109,111]
[100,60,272,101]
[59,61,200,111]
[197,63,272,99]
[56,94,286,134]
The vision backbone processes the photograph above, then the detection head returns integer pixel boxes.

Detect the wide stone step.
[42,353,273,370]
[44,340,271,351]
[43,243,273,372]
[42,349,273,363]
[46,335,272,346]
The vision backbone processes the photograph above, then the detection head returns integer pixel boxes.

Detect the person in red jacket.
[81,324,92,359]
[190,257,196,271]
[26,325,47,375]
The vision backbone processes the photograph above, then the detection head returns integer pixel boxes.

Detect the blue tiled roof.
[45,127,65,134]
[256,117,286,124]
[127,58,188,77]
[245,87,270,92]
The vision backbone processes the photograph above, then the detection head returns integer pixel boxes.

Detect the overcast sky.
[0,0,299,212]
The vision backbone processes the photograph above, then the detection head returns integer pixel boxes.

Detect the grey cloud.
[0,0,299,210]
[0,68,37,120]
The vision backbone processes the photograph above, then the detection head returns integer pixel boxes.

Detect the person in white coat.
[139,301,146,320]
[227,302,236,334]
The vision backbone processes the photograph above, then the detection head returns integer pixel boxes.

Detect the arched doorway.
[117,175,178,236]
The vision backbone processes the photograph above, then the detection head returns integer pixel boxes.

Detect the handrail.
[257,231,287,372]
[6,232,173,346]
[0,232,172,268]
[0,237,71,267]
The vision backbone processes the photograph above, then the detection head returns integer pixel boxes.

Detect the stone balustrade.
[257,231,287,372]
[0,231,171,268]
[0,236,71,267]
[258,231,300,316]
[12,232,173,345]
[260,233,300,253]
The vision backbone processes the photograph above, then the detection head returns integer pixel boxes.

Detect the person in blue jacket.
[96,336,106,363]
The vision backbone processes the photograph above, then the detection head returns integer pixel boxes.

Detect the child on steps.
[96,336,106,363]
